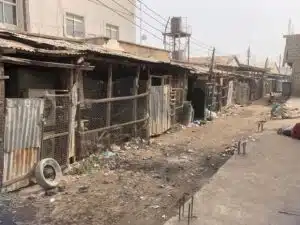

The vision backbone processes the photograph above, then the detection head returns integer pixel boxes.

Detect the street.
[1,98,299,225]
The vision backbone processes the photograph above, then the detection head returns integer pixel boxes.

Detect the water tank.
[171,17,182,34]
[172,50,185,61]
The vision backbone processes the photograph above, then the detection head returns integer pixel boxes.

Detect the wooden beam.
[0,56,95,71]
[87,55,148,67]
[84,92,148,104]
[0,62,5,191]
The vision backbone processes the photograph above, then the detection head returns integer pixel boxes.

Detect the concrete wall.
[86,37,170,61]
[284,35,300,65]
[283,35,300,96]
[25,0,136,42]
[292,61,300,96]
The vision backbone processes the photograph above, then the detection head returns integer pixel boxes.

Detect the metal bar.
[188,203,191,225]
[182,196,185,217]
[0,56,95,71]
[191,196,194,218]
[43,132,69,140]
[179,204,181,221]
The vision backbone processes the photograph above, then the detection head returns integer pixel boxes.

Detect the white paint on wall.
[27,0,136,42]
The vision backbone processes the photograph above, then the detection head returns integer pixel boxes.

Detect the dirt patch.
[1,101,270,225]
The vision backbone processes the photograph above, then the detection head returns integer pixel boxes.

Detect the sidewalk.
[165,132,300,225]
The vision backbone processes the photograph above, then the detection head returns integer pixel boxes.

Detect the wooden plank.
[0,56,95,71]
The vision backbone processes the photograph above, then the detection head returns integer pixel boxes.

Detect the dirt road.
[0,101,270,225]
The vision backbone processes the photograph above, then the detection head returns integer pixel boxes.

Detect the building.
[283,34,300,95]
[0,0,136,42]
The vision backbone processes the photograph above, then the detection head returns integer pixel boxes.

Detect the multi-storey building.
[0,0,136,42]
[283,34,300,96]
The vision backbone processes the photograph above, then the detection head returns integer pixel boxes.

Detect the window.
[106,24,119,40]
[65,13,85,38]
[0,0,17,25]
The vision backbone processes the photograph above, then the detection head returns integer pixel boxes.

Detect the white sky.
[139,0,299,64]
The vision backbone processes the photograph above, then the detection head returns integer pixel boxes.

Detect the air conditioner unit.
[25,89,56,128]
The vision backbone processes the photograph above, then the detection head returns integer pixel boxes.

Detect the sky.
[139,0,300,65]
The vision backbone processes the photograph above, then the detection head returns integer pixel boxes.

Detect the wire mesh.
[41,95,70,166]
[76,76,149,160]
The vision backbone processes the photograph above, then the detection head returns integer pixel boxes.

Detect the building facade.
[0,0,136,42]
[283,34,300,96]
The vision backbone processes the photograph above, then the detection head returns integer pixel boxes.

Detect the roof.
[0,31,220,75]
[189,55,239,67]
[171,60,231,75]
[0,31,166,64]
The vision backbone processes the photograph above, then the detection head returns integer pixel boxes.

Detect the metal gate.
[2,98,44,192]
[150,85,171,136]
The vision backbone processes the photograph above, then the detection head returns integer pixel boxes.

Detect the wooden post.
[210,47,216,111]
[76,71,83,160]
[133,66,140,137]
[67,69,75,165]
[0,63,5,188]
[106,64,113,145]
[146,67,151,141]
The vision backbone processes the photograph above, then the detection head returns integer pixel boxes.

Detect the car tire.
[35,158,62,189]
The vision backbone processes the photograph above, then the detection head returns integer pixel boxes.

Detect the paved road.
[165,131,300,225]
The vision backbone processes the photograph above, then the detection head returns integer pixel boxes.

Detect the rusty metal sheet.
[2,98,44,192]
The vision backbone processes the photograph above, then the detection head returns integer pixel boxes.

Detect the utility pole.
[264,57,269,69]
[288,18,292,35]
[247,46,251,66]
[278,54,282,72]
[210,47,216,115]
[209,47,216,75]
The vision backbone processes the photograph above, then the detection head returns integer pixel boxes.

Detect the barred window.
[65,13,85,38]
[106,24,119,40]
[0,0,17,25]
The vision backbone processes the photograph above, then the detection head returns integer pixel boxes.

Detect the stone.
[78,185,89,193]
[45,188,58,196]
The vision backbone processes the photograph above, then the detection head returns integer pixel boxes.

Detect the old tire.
[35,158,62,189]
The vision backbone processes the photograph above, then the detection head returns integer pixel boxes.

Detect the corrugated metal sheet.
[0,31,164,63]
[0,31,213,73]
[2,98,44,192]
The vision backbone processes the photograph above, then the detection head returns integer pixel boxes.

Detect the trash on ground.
[205,108,218,120]
[102,151,116,158]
